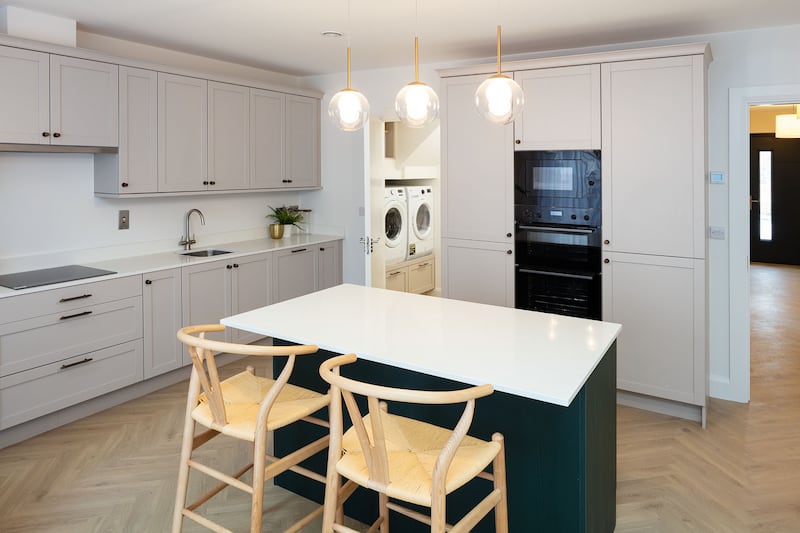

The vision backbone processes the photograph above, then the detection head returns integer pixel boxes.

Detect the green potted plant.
[266,206,304,239]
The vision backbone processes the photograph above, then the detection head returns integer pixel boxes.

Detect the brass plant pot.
[268,223,284,239]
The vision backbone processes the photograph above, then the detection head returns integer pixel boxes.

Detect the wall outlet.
[118,209,130,230]
[709,226,725,240]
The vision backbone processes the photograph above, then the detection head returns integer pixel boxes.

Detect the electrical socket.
[118,210,130,230]
[709,226,725,240]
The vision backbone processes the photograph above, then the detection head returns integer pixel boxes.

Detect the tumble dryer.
[406,185,434,260]
[383,187,408,266]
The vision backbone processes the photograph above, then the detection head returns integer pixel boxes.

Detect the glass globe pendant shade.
[395,81,439,128]
[328,46,370,132]
[329,88,370,132]
[474,74,525,125]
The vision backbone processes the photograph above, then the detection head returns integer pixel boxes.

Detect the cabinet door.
[181,261,230,352]
[0,46,49,144]
[208,81,250,191]
[158,73,208,192]
[143,269,183,377]
[251,88,285,189]
[50,55,119,147]
[230,253,272,344]
[385,267,408,292]
[442,75,514,243]
[443,238,514,307]
[514,64,600,150]
[118,66,158,193]
[273,246,317,303]
[285,94,320,188]
[603,252,706,406]
[601,56,705,259]
[408,257,435,294]
[317,241,342,290]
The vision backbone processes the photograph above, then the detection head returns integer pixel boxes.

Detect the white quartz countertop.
[222,283,622,407]
[0,233,341,299]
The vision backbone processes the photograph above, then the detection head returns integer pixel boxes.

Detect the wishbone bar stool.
[172,324,330,533]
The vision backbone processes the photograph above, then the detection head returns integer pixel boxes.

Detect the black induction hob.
[0,265,117,290]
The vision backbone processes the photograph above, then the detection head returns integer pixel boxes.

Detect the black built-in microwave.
[514,150,601,226]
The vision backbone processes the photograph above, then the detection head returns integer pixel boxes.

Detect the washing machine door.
[411,200,432,239]
[385,202,406,247]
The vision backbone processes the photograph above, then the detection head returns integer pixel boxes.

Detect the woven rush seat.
[339,411,501,507]
[193,371,330,440]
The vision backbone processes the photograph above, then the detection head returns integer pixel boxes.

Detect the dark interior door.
[750,133,800,265]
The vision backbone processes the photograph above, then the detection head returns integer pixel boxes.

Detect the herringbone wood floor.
[1,264,799,532]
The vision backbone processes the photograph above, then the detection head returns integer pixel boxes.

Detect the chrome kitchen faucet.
[180,208,205,250]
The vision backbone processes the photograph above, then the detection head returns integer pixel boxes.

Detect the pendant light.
[328,0,369,132]
[775,104,800,138]
[474,25,524,125]
[394,0,439,128]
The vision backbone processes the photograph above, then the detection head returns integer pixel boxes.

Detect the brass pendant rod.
[346,47,351,89]
[414,36,420,82]
[496,25,502,75]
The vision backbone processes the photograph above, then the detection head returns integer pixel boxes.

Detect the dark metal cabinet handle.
[145,279,152,285]
[53,132,61,138]
[604,258,610,264]
[60,310,93,320]
[506,233,512,238]
[515,139,521,144]
[42,131,50,137]
[233,263,239,268]
[319,247,325,251]
[507,250,513,255]
[291,248,307,253]
[604,239,610,245]
[209,180,216,185]
[59,294,92,303]
[226,264,233,269]
[121,182,129,188]
[61,357,93,370]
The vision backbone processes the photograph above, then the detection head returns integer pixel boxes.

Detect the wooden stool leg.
[172,369,201,533]
[251,426,269,533]
[492,433,509,533]
[379,492,390,533]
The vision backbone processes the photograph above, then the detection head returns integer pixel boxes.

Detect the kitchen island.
[222,283,622,532]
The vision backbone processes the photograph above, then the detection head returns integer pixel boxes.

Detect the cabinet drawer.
[0,296,143,377]
[0,340,143,429]
[0,275,141,323]
[409,259,435,294]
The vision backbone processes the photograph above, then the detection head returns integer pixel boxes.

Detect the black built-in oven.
[514,150,602,319]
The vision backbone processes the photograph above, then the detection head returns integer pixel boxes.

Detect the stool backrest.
[177,324,318,426]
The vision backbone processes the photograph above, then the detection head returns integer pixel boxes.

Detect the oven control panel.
[515,206,601,228]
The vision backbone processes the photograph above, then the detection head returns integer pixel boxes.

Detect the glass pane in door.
[759,150,773,241]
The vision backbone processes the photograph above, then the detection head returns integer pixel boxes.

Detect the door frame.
[727,84,800,403]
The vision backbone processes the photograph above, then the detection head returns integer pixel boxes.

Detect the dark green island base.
[273,339,617,532]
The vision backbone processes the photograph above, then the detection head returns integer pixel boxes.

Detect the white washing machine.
[384,187,408,266]
[406,185,434,260]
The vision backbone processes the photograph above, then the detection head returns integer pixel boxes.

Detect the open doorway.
[364,118,441,294]
[727,86,800,403]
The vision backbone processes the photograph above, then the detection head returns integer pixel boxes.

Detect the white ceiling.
[6,0,800,77]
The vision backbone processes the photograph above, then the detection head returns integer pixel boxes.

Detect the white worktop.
[0,233,341,299]
[222,283,622,407]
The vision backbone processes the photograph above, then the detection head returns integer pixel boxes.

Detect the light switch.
[118,210,130,230]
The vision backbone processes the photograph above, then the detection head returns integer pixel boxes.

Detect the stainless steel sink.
[181,249,232,257]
